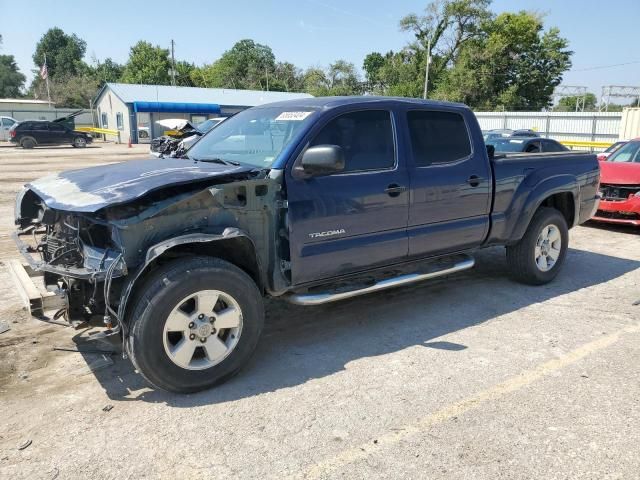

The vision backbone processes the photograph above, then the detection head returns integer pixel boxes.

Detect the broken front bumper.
[11,230,126,318]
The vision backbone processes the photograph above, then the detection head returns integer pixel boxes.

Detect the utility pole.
[170,39,176,86]
[265,66,269,91]
[423,37,431,100]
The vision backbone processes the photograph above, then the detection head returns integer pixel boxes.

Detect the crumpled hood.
[599,160,640,185]
[26,157,255,213]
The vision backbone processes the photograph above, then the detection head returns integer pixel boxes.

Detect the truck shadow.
[81,246,640,405]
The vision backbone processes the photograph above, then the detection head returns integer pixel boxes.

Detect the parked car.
[9,120,93,148]
[596,140,628,161]
[12,97,599,393]
[0,116,18,141]
[592,139,640,226]
[486,137,569,153]
[483,128,539,142]
[150,117,226,157]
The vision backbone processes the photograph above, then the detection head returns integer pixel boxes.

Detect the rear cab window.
[309,110,396,172]
[406,110,472,166]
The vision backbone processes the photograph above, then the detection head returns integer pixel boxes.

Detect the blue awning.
[133,101,221,114]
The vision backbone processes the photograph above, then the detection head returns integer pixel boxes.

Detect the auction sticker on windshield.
[275,111,313,121]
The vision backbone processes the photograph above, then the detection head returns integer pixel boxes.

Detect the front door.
[286,109,409,285]
[404,108,491,258]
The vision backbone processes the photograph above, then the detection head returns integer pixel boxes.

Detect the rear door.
[48,123,69,144]
[286,108,410,284]
[404,108,491,258]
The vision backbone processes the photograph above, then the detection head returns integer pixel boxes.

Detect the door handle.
[466,175,482,187]
[384,184,408,197]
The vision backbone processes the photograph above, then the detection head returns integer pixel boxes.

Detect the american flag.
[40,62,48,80]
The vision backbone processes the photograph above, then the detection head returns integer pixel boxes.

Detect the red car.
[593,139,640,226]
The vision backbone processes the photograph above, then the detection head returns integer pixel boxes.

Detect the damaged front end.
[13,188,126,328]
[12,159,291,342]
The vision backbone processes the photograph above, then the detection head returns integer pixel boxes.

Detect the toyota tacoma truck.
[12,97,600,393]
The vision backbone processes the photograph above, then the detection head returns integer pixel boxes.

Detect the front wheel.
[126,256,264,393]
[506,207,568,285]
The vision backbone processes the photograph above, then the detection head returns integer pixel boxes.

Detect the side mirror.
[486,144,495,160]
[299,144,345,177]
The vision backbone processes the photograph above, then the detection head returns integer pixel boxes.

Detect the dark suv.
[9,120,93,149]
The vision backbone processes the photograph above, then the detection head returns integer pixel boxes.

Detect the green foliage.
[93,58,124,86]
[33,27,87,78]
[194,39,276,90]
[555,93,597,111]
[303,61,362,96]
[0,54,26,97]
[31,73,98,108]
[121,41,171,85]
[433,11,572,110]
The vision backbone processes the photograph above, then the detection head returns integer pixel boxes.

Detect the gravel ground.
[0,142,639,479]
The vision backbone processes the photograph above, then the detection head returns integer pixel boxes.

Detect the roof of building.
[98,83,312,107]
[0,98,54,104]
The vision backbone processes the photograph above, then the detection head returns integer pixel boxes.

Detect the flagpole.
[43,53,51,107]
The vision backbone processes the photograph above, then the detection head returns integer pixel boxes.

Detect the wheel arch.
[508,176,578,244]
[117,230,264,326]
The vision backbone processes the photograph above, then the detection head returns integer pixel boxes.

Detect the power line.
[569,60,640,72]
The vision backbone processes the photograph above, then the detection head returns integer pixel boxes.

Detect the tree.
[556,92,597,111]
[363,52,385,89]
[196,39,276,90]
[432,11,572,110]
[33,27,87,78]
[303,61,362,96]
[93,58,124,86]
[0,55,26,97]
[121,41,171,85]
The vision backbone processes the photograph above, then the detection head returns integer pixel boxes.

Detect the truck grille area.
[599,184,640,201]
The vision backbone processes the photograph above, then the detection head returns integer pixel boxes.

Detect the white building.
[94,83,313,144]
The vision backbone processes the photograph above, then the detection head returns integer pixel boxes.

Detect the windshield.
[196,118,223,133]
[608,141,640,163]
[604,141,626,154]
[187,106,317,168]
[487,138,527,152]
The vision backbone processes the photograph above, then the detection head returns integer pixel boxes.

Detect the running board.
[286,255,475,306]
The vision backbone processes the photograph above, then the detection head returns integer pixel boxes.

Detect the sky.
[1,0,639,100]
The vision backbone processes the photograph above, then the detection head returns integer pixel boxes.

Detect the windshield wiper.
[189,157,241,166]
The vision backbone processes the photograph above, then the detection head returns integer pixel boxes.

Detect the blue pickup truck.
[13,97,600,392]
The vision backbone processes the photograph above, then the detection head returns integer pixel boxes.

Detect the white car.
[150,117,226,157]
[0,116,18,141]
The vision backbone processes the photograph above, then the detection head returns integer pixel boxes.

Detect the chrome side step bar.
[286,256,475,306]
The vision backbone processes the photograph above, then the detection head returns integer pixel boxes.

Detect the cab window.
[309,110,395,172]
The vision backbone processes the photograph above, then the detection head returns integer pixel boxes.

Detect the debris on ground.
[102,404,114,412]
[17,439,32,450]
[0,321,10,334]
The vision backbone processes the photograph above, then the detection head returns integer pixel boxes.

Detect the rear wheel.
[21,137,36,149]
[506,207,568,285]
[126,256,264,393]
[73,136,87,148]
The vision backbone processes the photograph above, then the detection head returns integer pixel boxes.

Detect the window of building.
[101,113,108,129]
[309,110,395,172]
[407,110,472,166]
[116,113,124,130]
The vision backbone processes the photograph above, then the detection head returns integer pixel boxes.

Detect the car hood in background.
[599,160,640,185]
[26,157,255,213]
[156,119,195,131]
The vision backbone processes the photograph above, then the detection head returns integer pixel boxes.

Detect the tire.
[506,207,568,285]
[21,137,36,149]
[73,136,87,148]
[126,256,264,393]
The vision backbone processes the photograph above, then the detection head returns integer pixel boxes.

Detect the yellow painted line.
[560,140,613,148]
[301,321,640,479]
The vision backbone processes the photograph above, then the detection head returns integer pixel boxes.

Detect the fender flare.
[508,174,578,243]
[116,228,260,326]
